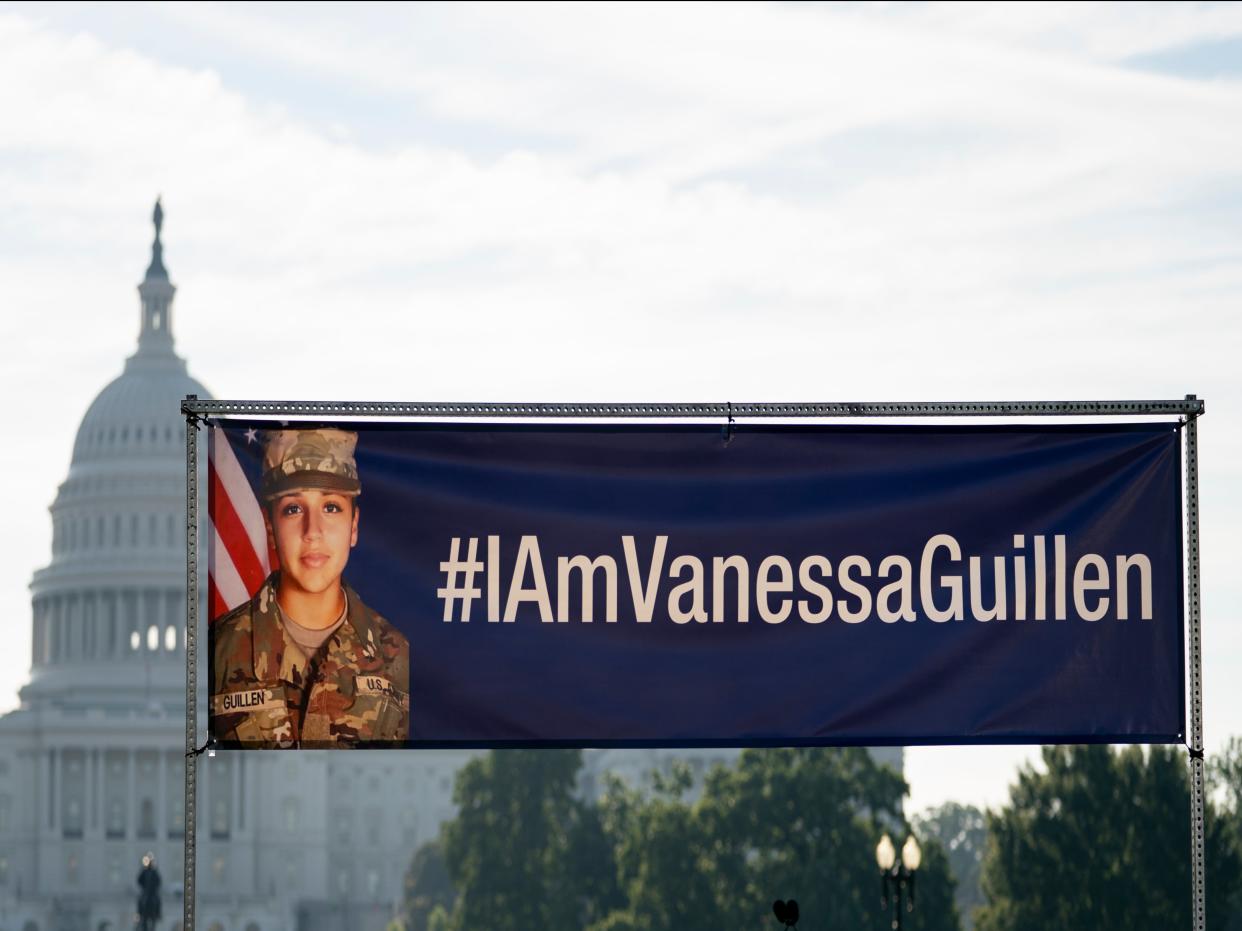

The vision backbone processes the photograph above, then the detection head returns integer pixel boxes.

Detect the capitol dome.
[24,200,211,709]
[71,355,206,465]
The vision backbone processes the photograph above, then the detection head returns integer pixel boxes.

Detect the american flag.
[207,426,275,621]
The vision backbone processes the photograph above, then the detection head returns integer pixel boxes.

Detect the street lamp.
[876,833,921,930]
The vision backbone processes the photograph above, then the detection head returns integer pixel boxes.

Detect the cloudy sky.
[2,1,1241,815]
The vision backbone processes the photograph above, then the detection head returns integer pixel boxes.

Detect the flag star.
[244,428,258,444]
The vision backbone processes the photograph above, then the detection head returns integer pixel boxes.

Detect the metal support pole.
[183,402,200,931]
[1184,396,1206,931]
[881,866,913,931]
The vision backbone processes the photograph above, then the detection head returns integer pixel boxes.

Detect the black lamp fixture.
[876,832,921,930]
[772,898,800,929]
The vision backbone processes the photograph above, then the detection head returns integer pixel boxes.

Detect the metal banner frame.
[181,395,1206,931]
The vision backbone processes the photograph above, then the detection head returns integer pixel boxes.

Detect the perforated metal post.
[183,401,200,931]
[1184,397,1206,931]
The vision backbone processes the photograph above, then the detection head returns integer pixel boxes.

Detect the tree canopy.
[1209,738,1242,931]
[400,839,455,931]
[594,748,958,931]
[416,747,960,931]
[975,745,1241,931]
[437,749,596,931]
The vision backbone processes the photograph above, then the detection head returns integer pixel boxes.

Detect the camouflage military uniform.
[211,573,409,748]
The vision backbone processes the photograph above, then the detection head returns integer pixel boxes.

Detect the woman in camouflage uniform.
[210,428,409,748]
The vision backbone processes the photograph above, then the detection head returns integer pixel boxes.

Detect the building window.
[210,757,231,839]
[66,853,79,884]
[283,797,300,834]
[147,624,159,652]
[138,798,156,839]
[63,799,83,839]
[165,625,177,652]
[0,855,9,884]
[106,799,125,839]
[168,796,185,838]
[0,794,10,831]
[108,855,121,887]
[365,806,381,837]
[211,797,229,839]
[212,857,226,884]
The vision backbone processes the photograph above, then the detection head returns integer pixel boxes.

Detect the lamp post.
[876,833,921,931]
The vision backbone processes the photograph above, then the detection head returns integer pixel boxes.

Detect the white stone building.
[0,204,899,931]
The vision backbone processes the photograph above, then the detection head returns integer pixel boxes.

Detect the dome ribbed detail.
[70,361,209,464]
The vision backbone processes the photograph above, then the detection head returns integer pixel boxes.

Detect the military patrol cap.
[261,428,361,500]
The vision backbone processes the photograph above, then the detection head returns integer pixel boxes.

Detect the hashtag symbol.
[438,537,483,622]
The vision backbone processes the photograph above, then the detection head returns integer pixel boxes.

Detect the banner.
[204,421,1184,749]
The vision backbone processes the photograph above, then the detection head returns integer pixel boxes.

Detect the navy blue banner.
[206,422,1184,748]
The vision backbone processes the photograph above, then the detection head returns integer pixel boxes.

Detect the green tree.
[439,749,618,931]
[593,748,960,931]
[976,745,1242,931]
[1210,737,1242,931]
[402,840,456,931]
[1210,736,1242,815]
[915,802,987,929]
[433,746,959,931]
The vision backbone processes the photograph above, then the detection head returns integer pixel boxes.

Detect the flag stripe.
[209,463,268,594]
[212,428,270,563]
[209,513,252,611]
[207,426,271,618]
[207,432,222,620]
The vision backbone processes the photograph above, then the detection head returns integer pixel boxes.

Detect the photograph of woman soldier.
[210,428,409,748]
